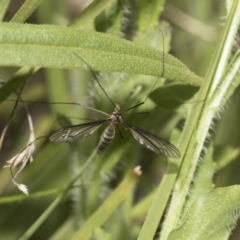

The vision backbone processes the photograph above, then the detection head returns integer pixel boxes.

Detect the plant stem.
[160,1,240,239]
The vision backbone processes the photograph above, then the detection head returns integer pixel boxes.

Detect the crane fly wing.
[123,122,180,158]
[49,120,108,143]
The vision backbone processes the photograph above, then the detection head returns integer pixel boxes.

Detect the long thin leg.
[73,53,116,110]
[124,30,165,112]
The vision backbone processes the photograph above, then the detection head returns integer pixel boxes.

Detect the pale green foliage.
[168,186,240,240]
[1,1,240,240]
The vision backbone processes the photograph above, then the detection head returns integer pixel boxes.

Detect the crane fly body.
[49,103,180,158]
[96,104,122,154]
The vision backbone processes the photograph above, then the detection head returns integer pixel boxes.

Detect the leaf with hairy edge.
[167,186,240,240]
[150,83,199,113]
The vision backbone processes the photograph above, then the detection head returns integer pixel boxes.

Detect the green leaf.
[150,83,199,112]
[93,228,111,240]
[0,23,202,86]
[167,186,240,240]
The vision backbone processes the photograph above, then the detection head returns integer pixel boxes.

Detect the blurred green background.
[1,0,240,239]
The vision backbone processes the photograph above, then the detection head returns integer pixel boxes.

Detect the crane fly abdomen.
[97,123,116,154]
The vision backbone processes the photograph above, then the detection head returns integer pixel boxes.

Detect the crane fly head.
[110,103,122,123]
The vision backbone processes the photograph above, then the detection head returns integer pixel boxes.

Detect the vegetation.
[0,0,240,239]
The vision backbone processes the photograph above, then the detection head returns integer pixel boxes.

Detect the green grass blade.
[16,150,97,240]
[149,0,165,27]
[161,1,240,239]
[93,228,111,240]
[0,67,39,104]
[0,188,63,204]
[0,0,10,21]
[69,0,112,29]
[10,0,44,23]
[19,195,62,240]
[215,146,240,171]
[137,160,180,240]
[71,167,141,240]
[130,189,156,220]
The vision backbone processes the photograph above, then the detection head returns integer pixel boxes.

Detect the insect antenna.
[124,29,165,112]
[73,53,117,110]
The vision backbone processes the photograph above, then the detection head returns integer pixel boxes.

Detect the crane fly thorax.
[109,103,123,124]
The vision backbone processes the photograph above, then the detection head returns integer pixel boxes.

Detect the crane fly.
[49,103,180,158]
[49,31,180,158]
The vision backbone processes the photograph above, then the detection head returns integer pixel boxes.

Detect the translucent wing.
[123,122,180,158]
[49,120,107,143]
